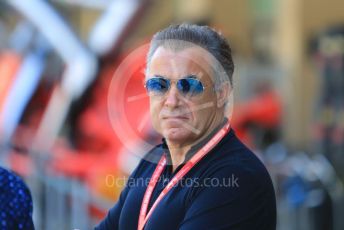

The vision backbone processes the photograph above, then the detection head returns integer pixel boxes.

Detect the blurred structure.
[0,0,343,229]
[310,26,344,179]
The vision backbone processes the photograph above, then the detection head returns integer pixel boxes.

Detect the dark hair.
[146,23,234,87]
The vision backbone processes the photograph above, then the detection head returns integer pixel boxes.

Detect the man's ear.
[216,82,230,108]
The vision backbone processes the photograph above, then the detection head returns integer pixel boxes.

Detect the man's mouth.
[162,115,189,120]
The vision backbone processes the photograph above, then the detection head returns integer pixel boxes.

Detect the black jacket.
[96,128,276,230]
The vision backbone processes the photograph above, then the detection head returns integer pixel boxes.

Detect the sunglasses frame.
[144,75,207,97]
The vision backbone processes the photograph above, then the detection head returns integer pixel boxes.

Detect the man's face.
[146,46,224,146]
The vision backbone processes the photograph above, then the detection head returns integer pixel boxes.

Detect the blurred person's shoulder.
[0,166,34,229]
[0,167,32,197]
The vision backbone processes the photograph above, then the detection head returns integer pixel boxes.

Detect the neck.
[166,114,225,172]
[167,145,190,172]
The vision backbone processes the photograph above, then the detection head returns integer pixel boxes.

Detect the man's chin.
[162,128,193,144]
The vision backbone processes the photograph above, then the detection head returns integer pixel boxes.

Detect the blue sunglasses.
[145,76,205,96]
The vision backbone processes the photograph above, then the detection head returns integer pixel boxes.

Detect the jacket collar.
[161,118,229,166]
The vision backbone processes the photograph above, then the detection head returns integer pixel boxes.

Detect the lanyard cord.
[138,121,231,230]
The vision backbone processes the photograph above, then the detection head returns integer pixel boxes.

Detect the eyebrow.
[184,74,198,79]
[150,74,199,79]
[150,74,166,78]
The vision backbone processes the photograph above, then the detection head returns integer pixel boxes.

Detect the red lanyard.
[138,121,231,230]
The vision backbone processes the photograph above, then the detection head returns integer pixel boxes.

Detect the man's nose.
[164,85,180,108]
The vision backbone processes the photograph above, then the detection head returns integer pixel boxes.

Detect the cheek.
[190,108,206,124]
[149,99,162,129]
[188,97,215,122]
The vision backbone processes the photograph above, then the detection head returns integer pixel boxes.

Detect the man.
[96,24,276,230]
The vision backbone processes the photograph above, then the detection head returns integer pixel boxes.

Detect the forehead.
[147,46,214,80]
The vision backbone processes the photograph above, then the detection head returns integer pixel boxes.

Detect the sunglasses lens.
[177,78,204,95]
[145,78,169,94]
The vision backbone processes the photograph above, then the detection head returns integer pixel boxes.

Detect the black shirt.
[95,128,276,230]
